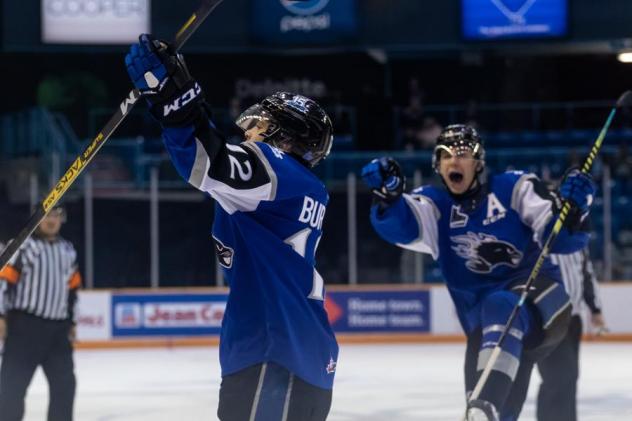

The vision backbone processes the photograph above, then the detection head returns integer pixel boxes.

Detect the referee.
[536,247,606,421]
[0,206,81,421]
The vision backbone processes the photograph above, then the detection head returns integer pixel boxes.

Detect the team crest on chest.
[483,193,507,225]
[451,231,522,274]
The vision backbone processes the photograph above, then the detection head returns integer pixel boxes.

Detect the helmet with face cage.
[432,124,485,174]
[235,92,333,167]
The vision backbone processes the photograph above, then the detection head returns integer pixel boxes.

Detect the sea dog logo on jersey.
[280,0,330,15]
[451,232,523,274]
[213,236,234,269]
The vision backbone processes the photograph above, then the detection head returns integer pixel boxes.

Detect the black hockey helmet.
[432,124,485,173]
[235,92,333,167]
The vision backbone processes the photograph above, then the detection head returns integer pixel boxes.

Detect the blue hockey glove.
[559,169,595,216]
[125,34,204,126]
[361,157,405,204]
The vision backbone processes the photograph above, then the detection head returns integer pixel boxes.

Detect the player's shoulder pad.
[248,141,286,162]
[249,141,326,201]
[495,170,554,210]
[496,169,532,182]
[493,170,539,190]
[409,184,448,206]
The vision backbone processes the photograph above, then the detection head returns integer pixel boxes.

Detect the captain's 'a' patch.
[213,236,234,268]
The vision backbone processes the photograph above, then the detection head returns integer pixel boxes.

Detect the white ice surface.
[18,342,632,420]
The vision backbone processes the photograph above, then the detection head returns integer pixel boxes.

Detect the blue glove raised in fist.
[125,34,204,126]
[361,157,405,204]
[560,169,595,216]
[125,34,172,93]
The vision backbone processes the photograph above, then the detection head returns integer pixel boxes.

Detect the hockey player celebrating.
[125,35,338,421]
[361,125,595,421]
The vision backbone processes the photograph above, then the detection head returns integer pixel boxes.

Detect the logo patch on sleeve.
[213,236,234,269]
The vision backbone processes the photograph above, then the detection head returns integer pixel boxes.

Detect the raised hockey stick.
[0,0,225,271]
[467,90,632,413]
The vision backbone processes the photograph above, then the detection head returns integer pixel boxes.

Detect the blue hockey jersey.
[161,121,338,390]
[371,171,589,334]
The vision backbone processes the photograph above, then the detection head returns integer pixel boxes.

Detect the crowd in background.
[2,56,632,287]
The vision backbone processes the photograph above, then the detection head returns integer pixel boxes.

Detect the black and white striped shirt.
[0,235,81,321]
[549,249,602,316]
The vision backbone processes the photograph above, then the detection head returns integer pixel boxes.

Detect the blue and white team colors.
[161,123,338,390]
[371,171,588,333]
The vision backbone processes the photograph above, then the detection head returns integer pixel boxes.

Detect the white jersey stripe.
[398,193,441,260]
[511,174,554,245]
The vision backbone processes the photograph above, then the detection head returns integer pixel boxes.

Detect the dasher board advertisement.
[112,293,226,337]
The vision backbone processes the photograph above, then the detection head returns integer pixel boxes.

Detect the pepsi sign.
[251,0,357,45]
[280,0,331,15]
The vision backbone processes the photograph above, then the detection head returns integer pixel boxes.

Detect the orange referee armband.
[68,271,82,289]
[0,265,20,284]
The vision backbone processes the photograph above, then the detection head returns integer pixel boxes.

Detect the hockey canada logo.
[451,232,522,274]
[326,357,337,374]
[450,205,469,228]
[213,237,234,269]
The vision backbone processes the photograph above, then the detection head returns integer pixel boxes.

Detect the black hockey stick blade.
[616,90,632,108]
[0,0,224,271]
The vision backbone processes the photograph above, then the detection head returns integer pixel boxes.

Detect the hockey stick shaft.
[468,90,632,405]
[0,0,224,271]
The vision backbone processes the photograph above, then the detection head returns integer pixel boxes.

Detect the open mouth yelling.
[448,171,464,183]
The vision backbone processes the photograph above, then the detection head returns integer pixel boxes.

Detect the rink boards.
[74,283,632,347]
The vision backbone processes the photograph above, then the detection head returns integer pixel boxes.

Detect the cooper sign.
[41,0,150,44]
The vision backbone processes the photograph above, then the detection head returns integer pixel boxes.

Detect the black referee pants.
[0,311,76,421]
[536,314,582,421]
